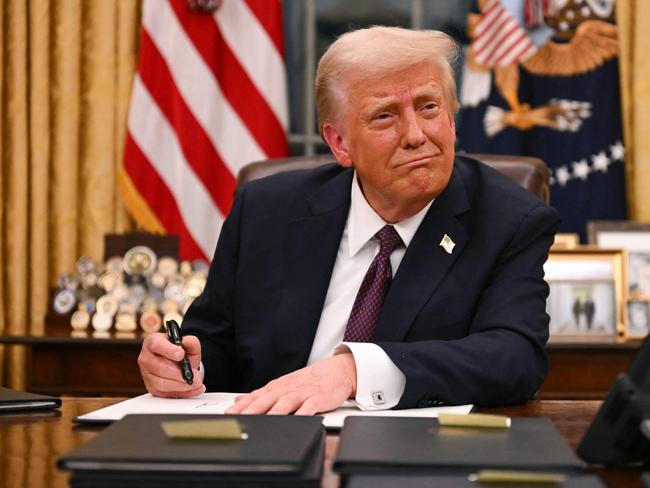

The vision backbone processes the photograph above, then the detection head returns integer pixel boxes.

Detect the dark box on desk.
[334,416,583,475]
[58,414,325,488]
[0,387,61,413]
[345,473,605,488]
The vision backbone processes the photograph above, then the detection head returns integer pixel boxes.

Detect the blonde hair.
[315,26,460,135]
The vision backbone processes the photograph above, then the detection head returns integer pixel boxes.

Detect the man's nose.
[399,110,427,148]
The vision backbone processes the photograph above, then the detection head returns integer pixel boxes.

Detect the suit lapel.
[272,169,353,377]
[375,167,471,342]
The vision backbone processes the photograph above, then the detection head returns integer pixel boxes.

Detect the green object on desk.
[161,419,248,440]
[468,469,566,484]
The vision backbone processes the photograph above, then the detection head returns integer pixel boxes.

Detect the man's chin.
[404,170,448,199]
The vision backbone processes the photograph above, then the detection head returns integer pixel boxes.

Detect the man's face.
[323,60,456,222]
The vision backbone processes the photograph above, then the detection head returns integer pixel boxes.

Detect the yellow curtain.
[618,1,650,220]
[0,0,142,388]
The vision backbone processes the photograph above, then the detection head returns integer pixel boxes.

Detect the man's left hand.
[225,352,357,415]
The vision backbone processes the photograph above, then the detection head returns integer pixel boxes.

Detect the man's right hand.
[138,332,205,398]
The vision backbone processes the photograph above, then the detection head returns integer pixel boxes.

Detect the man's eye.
[374,113,392,120]
[421,102,437,111]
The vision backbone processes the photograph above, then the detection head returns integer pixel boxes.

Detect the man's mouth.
[400,155,435,167]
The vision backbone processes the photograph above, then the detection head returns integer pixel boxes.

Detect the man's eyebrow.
[364,98,399,113]
[364,88,443,111]
[413,86,443,99]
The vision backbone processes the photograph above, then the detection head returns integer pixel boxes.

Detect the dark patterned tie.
[343,225,403,342]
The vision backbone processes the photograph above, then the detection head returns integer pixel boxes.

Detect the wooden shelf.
[541,339,640,399]
[0,332,643,399]
[0,331,147,396]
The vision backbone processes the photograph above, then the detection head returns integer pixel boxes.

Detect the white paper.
[318,402,473,428]
[76,392,473,429]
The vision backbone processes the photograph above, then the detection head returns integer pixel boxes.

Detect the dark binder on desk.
[58,414,325,488]
[345,474,605,488]
[334,416,583,475]
[0,386,61,412]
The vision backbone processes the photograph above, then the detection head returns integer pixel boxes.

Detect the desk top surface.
[0,397,643,488]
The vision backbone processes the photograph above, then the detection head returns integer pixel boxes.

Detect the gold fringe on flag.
[119,168,166,234]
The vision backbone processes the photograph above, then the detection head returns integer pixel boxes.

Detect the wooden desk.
[543,340,640,400]
[0,398,644,488]
[0,333,642,398]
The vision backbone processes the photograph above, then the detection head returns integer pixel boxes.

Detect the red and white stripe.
[123,0,288,260]
[472,0,537,67]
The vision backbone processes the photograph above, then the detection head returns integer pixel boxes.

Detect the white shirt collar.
[347,171,434,257]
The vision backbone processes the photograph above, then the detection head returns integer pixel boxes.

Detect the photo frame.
[588,221,650,299]
[551,233,580,250]
[626,299,650,340]
[544,249,627,341]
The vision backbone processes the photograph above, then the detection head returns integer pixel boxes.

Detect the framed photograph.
[551,233,580,250]
[625,299,650,339]
[588,221,650,298]
[544,249,627,340]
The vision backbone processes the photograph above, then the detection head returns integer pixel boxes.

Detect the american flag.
[121,0,288,260]
[459,0,628,239]
[472,0,537,67]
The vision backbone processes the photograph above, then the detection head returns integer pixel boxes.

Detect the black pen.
[165,319,194,385]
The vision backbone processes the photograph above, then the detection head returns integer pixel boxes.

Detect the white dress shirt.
[306,172,433,410]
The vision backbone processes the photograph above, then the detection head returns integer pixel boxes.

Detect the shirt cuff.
[335,342,406,410]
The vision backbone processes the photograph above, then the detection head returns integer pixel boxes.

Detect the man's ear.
[450,115,456,145]
[322,122,353,168]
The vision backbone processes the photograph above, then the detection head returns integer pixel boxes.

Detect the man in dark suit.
[138,26,560,413]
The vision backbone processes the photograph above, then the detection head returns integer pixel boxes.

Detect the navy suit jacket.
[182,155,560,408]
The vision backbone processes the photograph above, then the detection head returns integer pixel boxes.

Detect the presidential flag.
[121,0,288,260]
[458,0,627,240]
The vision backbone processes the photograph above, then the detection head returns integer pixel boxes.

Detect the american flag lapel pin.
[439,234,455,254]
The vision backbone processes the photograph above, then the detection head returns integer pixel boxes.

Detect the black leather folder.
[334,416,583,474]
[0,386,61,412]
[345,473,606,488]
[58,414,324,488]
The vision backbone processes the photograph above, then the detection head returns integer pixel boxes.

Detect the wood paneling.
[0,333,643,399]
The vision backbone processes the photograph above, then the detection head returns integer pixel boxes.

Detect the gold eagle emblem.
[466,0,618,133]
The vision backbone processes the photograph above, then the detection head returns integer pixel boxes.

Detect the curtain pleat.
[80,1,118,258]
[51,0,82,280]
[5,0,30,389]
[29,0,51,334]
[1,0,140,387]
[0,0,6,375]
[618,0,650,220]
[114,1,141,233]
